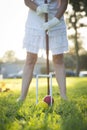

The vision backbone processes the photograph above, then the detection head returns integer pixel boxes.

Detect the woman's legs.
[53,54,67,99]
[19,52,37,101]
[18,52,67,100]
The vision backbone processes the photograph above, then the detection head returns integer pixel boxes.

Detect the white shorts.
[23,27,68,55]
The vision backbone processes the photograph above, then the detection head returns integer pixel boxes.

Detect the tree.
[2,50,17,62]
[67,0,87,75]
[79,53,87,70]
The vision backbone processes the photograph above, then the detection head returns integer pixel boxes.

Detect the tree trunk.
[73,11,80,76]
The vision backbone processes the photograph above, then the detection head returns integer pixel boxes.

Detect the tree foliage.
[2,50,17,62]
[69,0,87,14]
[67,0,87,75]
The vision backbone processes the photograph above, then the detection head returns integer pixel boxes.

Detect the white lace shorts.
[23,28,68,55]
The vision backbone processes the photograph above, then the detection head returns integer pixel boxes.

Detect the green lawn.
[0,77,87,130]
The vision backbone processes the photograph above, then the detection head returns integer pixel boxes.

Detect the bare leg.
[53,54,67,99]
[19,52,37,101]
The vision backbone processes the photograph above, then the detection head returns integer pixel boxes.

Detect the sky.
[0,0,28,59]
[0,0,87,60]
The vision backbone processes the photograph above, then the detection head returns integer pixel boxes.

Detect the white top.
[25,0,66,31]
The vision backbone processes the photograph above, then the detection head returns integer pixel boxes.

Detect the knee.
[26,53,37,66]
[53,54,64,65]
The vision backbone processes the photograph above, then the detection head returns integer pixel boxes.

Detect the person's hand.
[36,4,48,15]
[42,17,60,31]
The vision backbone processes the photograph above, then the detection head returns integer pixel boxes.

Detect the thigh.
[25,52,38,64]
[53,54,64,64]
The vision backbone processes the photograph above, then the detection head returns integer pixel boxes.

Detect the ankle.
[17,96,25,102]
[61,95,67,100]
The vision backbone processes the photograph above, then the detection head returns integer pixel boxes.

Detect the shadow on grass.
[0,91,87,130]
[0,92,23,130]
[55,99,87,130]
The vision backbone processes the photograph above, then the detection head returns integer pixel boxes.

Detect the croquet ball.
[43,95,54,105]
[36,101,49,110]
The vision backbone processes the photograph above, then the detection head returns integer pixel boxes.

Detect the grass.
[0,77,87,130]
